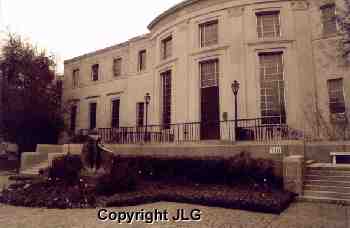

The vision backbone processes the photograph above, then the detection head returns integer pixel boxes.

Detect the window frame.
[111,99,120,128]
[113,58,122,77]
[91,64,99,81]
[72,68,80,89]
[161,70,172,129]
[199,19,219,48]
[138,50,147,72]
[320,3,337,36]
[89,102,97,130]
[256,11,281,39]
[136,102,145,127]
[258,51,286,125]
[161,35,173,60]
[199,59,219,89]
[327,78,346,116]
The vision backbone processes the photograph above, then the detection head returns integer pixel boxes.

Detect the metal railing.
[79,117,304,144]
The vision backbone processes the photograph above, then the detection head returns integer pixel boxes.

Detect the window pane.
[139,50,146,71]
[72,69,79,88]
[136,102,145,127]
[257,12,280,38]
[200,20,218,47]
[321,4,337,35]
[89,103,97,129]
[259,52,286,124]
[111,100,120,128]
[200,59,219,88]
[161,71,171,129]
[161,36,172,60]
[328,78,345,114]
[113,58,122,77]
[92,64,99,81]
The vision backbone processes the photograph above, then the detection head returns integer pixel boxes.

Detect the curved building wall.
[63,0,349,139]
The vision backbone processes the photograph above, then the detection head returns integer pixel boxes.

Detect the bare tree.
[338,0,350,63]
[303,95,350,141]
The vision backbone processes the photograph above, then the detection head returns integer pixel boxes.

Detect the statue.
[81,129,102,172]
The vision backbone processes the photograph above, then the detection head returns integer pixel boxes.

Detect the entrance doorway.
[199,59,220,140]
[200,86,220,140]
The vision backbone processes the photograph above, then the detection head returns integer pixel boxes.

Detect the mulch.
[0,176,295,214]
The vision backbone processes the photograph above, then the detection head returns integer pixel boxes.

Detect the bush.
[48,154,83,185]
[96,157,139,196]
[111,152,279,187]
[224,152,277,185]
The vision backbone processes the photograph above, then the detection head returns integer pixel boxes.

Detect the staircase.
[21,160,50,175]
[302,163,350,204]
[20,144,83,175]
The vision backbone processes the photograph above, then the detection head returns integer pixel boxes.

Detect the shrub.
[96,156,139,196]
[224,152,278,186]
[48,154,83,185]
[96,152,279,189]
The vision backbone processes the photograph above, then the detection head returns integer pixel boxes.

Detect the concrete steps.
[303,164,350,204]
[21,160,49,175]
[303,190,350,200]
[304,185,350,193]
[20,144,82,175]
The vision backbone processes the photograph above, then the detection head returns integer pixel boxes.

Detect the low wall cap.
[88,129,99,136]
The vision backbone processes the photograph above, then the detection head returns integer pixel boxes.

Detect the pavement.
[0,201,349,228]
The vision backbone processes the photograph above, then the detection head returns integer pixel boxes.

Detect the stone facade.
[63,0,350,140]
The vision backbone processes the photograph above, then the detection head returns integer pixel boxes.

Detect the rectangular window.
[138,50,147,71]
[161,36,172,60]
[161,71,172,129]
[70,105,77,132]
[89,102,97,130]
[259,52,286,125]
[72,69,79,88]
[256,11,280,38]
[199,20,218,47]
[328,78,345,115]
[200,59,219,88]
[91,64,99,81]
[136,102,145,127]
[113,58,122,77]
[321,4,337,35]
[111,99,120,128]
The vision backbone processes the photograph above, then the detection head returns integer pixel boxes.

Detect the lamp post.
[231,80,240,141]
[144,93,151,142]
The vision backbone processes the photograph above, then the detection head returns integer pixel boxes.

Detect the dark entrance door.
[200,86,220,140]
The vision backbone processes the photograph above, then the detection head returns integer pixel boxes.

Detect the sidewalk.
[0,202,348,228]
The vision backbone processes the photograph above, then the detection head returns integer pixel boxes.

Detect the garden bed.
[0,152,296,214]
[0,177,295,214]
[101,181,295,214]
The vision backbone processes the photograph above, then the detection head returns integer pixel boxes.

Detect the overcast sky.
[1,0,183,73]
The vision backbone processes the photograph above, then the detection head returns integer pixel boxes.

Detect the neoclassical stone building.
[63,0,349,142]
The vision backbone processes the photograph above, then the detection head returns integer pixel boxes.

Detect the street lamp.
[144,93,151,142]
[231,80,240,141]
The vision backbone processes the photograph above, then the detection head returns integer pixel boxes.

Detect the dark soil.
[0,176,97,209]
[0,176,295,214]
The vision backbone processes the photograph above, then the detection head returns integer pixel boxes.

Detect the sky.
[1,0,183,73]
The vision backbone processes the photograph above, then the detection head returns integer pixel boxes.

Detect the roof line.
[147,0,201,30]
[64,33,150,64]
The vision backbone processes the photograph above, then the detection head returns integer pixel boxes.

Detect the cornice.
[148,0,201,30]
[64,34,150,64]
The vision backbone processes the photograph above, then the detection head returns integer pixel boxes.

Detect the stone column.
[283,155,304,195]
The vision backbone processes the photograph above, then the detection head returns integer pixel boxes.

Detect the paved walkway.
[0,202,349,228]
